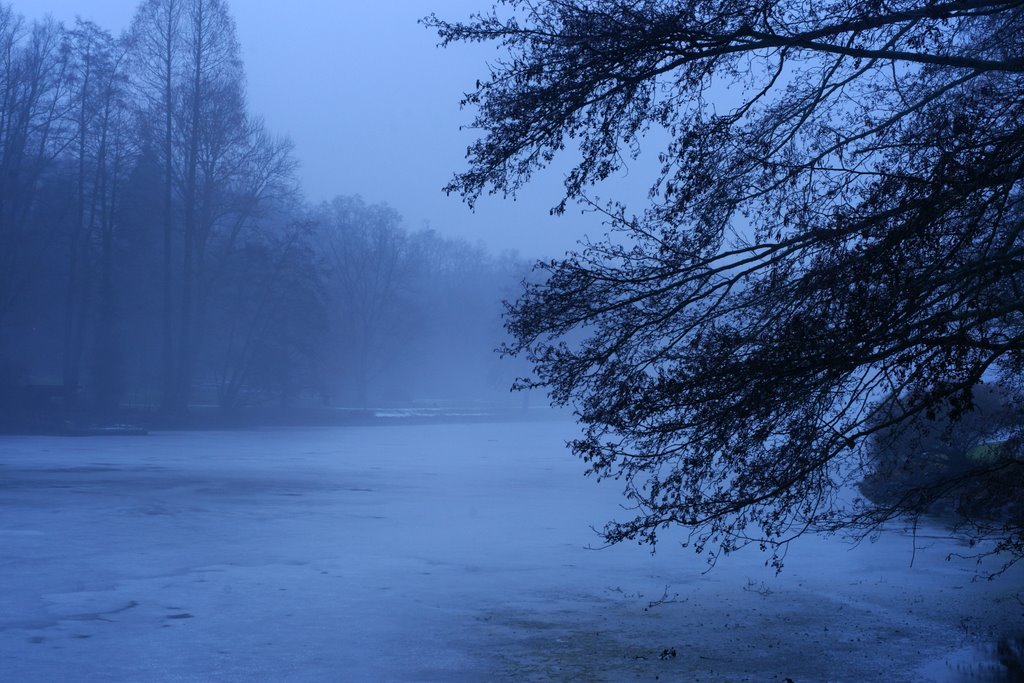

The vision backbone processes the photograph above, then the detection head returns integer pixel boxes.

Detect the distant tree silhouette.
[318,196,418,409]
[129,0,184,412]
[130,0,297,413]
[209,216,325,411]
[0,10,67,338]
[429,0,1024,570]
[63,20,135,411]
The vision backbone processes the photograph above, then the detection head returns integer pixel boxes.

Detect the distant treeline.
[0,1,530,417]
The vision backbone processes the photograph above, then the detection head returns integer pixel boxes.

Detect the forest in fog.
[2,0,1023,679]
[0,1,530,423]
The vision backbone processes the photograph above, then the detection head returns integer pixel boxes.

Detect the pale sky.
[24,0,657,259]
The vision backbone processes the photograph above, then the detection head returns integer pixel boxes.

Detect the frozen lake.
[0,420,1020,681]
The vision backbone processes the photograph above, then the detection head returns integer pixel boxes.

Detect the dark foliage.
[860,386,1024,534]
[428,0,1024,569]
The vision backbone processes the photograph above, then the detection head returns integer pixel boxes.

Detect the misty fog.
[2,1,1022,682]
[0,0,544,420]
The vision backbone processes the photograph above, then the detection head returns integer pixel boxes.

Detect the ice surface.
[0,420,1020,681]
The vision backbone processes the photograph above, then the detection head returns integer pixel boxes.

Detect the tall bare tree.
[86,26,134,412]
[319,196,418,409]
[0,10,70,340]
[129,0,183,412]
[62,20,134,407]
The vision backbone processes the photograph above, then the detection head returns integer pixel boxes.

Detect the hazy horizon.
[22,0,654,259]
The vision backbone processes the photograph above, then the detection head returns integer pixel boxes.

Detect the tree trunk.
[62,53,92,410]
[160,6,176,414]
[176,0,205,414]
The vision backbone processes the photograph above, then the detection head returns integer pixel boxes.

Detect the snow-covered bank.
[0,422,1020,681]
